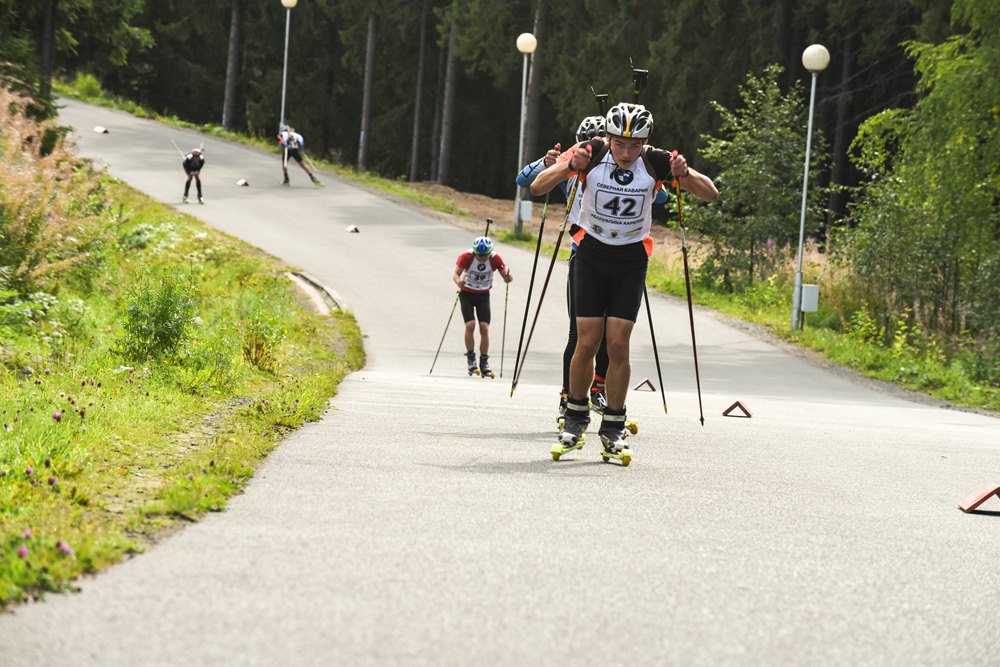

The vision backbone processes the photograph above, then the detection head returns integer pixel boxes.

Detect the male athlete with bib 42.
[530,102,718,465]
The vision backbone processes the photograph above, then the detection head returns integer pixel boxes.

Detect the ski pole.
[674,173,705,425]
[642,286,669,415]
[484,217,493,237]
[500,281,508,378]
[510,193,549,396]
[429,291,460,375]
[511,175,582,393]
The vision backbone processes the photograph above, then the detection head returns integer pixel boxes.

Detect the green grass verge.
[0,178,365,608]
[646,252,999,412]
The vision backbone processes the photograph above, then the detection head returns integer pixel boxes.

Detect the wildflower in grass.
[44,369,51,375]
[48,476,56,485]
[17,545,28,559]
[25,466,33,475]
[22,528,32,539]
[52,411,62,422]
[57,541,75,556]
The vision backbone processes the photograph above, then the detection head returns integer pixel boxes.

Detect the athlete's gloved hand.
[566,142,592,172]
[543,143,561,168]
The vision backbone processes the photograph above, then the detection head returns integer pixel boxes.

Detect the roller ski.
[182,195,188,204]
[479,354,495,379]
[310,174,324,187]
[466,351,479,376]
[598,412,633,467]
[198,196,205,205]
[551,402,589,461]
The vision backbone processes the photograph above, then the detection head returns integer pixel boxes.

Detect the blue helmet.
[472,236,494,256]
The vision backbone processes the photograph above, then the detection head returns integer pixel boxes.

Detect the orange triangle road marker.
[958,483,1000,513]
[722,400,752,418]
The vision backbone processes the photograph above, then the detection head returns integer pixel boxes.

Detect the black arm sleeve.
[645,147,674,182]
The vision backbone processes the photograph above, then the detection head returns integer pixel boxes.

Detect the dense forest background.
[0,0,953,202]
[2,0,998,387]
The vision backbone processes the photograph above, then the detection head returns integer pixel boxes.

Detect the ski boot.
[598,410,632,466]
[182,195,189,204]
[551,401,590,461]
[466,351,479,376]
[310,174,323,187]
[479,354,495,379]
[281,176,290,187]
[198,195,205,205]
[588,384,639,435]
[589,381,607,415]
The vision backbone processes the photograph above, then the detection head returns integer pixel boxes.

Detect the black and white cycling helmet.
[575,115,606,142]
[605,102,653,139]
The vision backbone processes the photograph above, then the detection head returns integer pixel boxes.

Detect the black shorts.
[573,235,648,322]
[285,147,303,163]
[460,291,491,324]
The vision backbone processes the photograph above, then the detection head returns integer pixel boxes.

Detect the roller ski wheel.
[551,434,585,461]
[480,370,495,379]
[600,445,633,466]
[626,420,639,435]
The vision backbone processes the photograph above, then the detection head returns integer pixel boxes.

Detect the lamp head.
[802,44,830,73]
[516,33,537,55]
[281,0,298,9]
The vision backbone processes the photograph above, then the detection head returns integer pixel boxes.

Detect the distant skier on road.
[182,148,205,204]
[454,236,513,378]
[277,124,321,187]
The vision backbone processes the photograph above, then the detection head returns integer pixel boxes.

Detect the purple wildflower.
[17,545,28,559]
[57,541,75,556]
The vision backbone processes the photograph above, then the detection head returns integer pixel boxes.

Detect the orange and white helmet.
[605,102,653,139]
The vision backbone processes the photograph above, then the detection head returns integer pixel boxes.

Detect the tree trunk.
[39,0,58,101]
[222,0,245,131]
[429,37,446,182]
[409,0,429,182]
[523,0,546,167]
[357,14,376,172]
[826,27,856,233]
[436,25,457,185]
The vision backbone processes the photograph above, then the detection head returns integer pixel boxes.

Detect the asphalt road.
[1,100,997,666]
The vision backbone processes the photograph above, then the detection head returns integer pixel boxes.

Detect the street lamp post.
[791,43,830,331]
[514,32,537,235]
[278,0,299,131]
